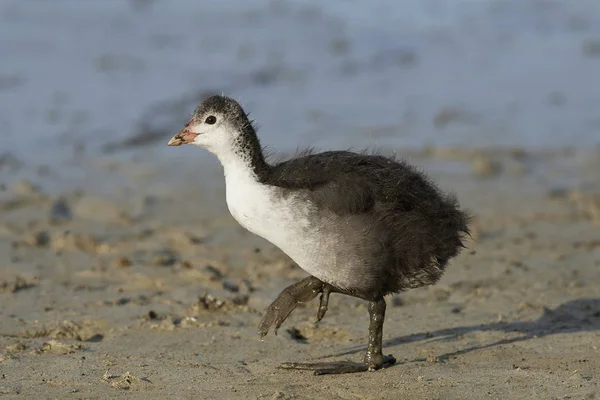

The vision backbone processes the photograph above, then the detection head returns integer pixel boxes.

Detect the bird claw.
[315,306,327,323]
[315,286,332,323]
[258,302,290,337]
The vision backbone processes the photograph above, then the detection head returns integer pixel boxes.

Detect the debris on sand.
[38,340,82,355]
[102,371,152,390]
[24,230,51,247]
[113,256,132,268]
[146,310,159,320]
[0,275,39,293]
[222,280,240,293]
[138,293,253,332]
[187,293,250,314]
[0,384,20,395]
[51,231,99,253]
[204,265,224,280]
[19,320,105,342]
[5,342,27,352]
[49,197,72,223]
[195,295,222,311]
[152,249,179,266]
[3,342,28,359]
[103,294,151,307]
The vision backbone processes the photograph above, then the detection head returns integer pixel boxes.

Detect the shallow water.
[1,0,599,172]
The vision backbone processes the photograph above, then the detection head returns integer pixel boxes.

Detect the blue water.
[1,0,599,169]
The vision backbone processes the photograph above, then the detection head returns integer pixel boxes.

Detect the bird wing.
[266,151,393,215]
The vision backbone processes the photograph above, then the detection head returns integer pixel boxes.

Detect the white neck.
[222,152,259,183]
[200,134,261,183]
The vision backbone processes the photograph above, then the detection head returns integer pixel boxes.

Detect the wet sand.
[1,146,599,399]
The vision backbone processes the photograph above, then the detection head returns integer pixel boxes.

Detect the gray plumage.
[262,150,470,300]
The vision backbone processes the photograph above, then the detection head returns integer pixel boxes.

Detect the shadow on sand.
[327,298,600,363]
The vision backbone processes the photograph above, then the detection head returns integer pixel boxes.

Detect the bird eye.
[205,115,217,125]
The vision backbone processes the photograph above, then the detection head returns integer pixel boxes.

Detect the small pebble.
[204,265,224,280]
[153,249,178,266]
[50,197,72,223]
[114,257,132,268]
[187,233,204,244]
[243,279,256,292]
[222,281,240,293]
[25,231,51,247]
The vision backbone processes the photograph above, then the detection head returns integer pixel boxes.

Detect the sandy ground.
[0,146,599,400]
[1,1,600,399]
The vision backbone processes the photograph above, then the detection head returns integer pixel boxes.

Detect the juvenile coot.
[168,95,470,375]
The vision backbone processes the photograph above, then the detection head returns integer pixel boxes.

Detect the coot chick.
[168,95,470,375]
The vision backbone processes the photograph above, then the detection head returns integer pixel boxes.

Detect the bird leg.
[259,276,324,337]
[279,297,396,375]
[362,298,395,370]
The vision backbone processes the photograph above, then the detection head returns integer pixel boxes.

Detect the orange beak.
[167,125,199,146]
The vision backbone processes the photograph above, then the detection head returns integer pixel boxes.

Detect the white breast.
[225,168,309,246]
[223,167,340,285]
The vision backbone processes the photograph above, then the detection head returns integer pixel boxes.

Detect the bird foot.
[278,355,396,375]
[259,277,324,337]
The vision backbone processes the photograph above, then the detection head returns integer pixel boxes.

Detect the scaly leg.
[258,276,324,337]
[279,297,396,375]
[362,298,395,371]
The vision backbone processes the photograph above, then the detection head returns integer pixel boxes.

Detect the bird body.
[222,148,468,300]
[168,95,470,374]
